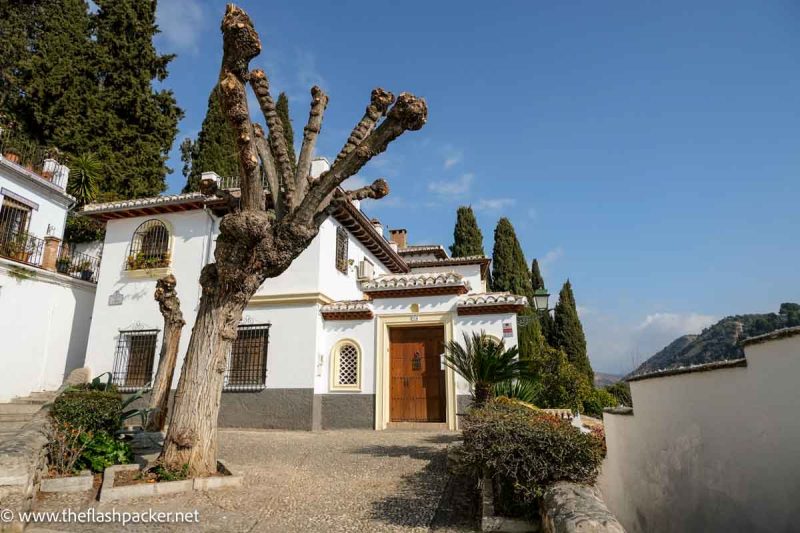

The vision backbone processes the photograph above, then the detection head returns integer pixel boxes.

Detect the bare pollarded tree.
[160,4,427,475]
[146,275,185,432]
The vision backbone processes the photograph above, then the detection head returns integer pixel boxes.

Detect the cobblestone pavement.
[28,429,478,532]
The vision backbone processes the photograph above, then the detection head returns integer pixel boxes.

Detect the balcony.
[0,222,100,283]
[0,129,70,190]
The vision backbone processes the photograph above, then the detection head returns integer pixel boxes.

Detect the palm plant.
[67,153,101,206]
[444,331,531,407]
[494,378,542,404]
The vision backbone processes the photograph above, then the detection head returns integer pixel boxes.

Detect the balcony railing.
[55,245,101,283]
[0,228,44,267]
[0,129,70,190]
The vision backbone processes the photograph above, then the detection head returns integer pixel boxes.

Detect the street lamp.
[532,288,550,312]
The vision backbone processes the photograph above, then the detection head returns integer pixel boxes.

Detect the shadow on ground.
[351,442,479,531]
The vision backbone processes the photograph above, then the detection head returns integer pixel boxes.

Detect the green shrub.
[604,381,632,407]
[51,389,123,434]
[75,431,133,473]
[582,388,618,417]
[461,401,605,507]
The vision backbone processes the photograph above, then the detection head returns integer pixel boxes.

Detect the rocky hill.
[628,303,800,378]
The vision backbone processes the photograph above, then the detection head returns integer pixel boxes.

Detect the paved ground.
[29,429,478,532]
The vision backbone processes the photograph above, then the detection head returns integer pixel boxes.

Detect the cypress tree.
[531,259,545,291]
[491,218,533,300]
[553,280,593,382]
[182,85,238,192]
[274,92,296,173]
[91,0,182,198]
[450,206,485,257]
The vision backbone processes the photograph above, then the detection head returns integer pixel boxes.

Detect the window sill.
[329,386,362,393]
[222,384,267,393]
[123,266,172,279]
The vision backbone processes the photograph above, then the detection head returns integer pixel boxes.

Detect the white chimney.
[371,218,383,237]
[389,241,398,252]
[309,157,330,179]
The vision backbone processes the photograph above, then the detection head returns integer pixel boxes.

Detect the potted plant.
[2,232,36,263]
[56,256,72,274]
[75,260,94,281]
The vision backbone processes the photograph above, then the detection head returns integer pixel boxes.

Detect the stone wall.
[540,482,625,533]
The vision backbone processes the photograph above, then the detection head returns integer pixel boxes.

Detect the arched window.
[126,219,171,270]
[330,340,361,391]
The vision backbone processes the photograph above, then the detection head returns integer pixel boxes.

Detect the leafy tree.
[582,387,618,417]
[528,346,591,410]
[517,308,546,361]
[182,86,238,192]
[553,280,593,383]
[491,218,533,300]
[67,153,101,206]
[450,206,485,257]
[161,5,426,475]
[604,381,632,407]
[531,258,545,291]
[444,331,529,407]
[274,92,296,173]
[90,0,182,197]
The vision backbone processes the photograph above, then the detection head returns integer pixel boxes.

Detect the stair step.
[27,391,59,400]
[0,413,34,423]
[11,397,51,405]
[0,403,43,415]
[0,421,26,431]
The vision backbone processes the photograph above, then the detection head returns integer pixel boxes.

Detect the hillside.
[628,303,800,377]
[594,372,623,387]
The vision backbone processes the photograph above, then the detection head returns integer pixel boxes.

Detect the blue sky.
[154,0,800,374]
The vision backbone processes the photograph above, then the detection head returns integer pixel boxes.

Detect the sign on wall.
[502,321,513,338]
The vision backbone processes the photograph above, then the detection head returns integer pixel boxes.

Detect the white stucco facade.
[599,328,800,533]
[81,162,525,430]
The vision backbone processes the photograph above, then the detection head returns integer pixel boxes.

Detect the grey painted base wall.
[126,389,375,431]
[457,394,473,416]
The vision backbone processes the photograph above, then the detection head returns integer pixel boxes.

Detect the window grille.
[112,330,159,391]
[126,219,170,270]
[331,341,361,391]
[0,199,44,266]
[335,226,348,274]
[223,323,270,391]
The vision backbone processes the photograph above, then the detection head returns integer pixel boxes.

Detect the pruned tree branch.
[249,69,296,209]
[334,88,395,165]
[344,178,389,200]
[294,92,427,223]
[218,5,264,212]
[295,85,328,197]
[253,124,280,213]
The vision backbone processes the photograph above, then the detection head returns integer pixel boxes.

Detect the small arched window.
[127,219,171,270]
[330,340,361,391]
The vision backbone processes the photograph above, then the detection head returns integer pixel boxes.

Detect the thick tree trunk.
[160,267,249,474]
[146,275,185,432]
[158,5,426,476]
[474,383,492,408]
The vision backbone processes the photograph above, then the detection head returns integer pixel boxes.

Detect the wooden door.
[390,326,446,422]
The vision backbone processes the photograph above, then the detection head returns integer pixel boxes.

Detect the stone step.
[0,413,34,423]
[10,397,51,405]
[0,403,42,415]
[0,421,26,432]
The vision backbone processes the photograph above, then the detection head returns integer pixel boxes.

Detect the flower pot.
[80,269,94,281]
[56,262,71,274]
[10,251,31,263]
[3,152,20,164]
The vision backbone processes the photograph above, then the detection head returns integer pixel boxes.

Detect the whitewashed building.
[0,139,99,402]
[80,159,527,430]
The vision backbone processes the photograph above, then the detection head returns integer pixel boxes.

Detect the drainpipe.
[199,205,216,303]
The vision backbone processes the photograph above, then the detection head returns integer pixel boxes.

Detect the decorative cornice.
[361,272,470,298]
[81,192,207,220]
[457,292,528,315]
[397,245,448,259]
[321,300,374,320]
[249,292,334,306]
[407,255,491,279]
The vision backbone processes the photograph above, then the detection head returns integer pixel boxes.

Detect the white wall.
[83,210,209,383]
[599,333,800,533]
[0,160,72,240]
[0,257,95,401]
[408,264,485,294]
